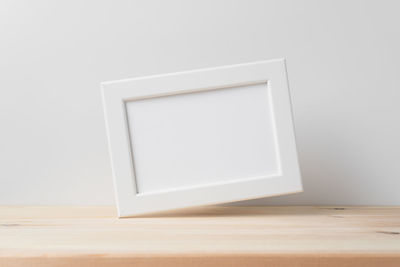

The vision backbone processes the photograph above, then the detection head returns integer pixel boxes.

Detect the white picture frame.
[101,59,302,217]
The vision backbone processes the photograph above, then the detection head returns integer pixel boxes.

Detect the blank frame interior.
[125,82,280,194]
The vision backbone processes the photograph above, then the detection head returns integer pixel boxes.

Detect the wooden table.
[1,206,399,267]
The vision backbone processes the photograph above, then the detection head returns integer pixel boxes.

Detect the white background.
[1,0,399,205]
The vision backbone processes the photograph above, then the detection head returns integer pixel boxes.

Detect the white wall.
[1,0,399,205]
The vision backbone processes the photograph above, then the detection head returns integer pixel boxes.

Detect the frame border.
[101,59,302,217]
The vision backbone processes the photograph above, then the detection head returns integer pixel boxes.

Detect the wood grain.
[1,206,399,267]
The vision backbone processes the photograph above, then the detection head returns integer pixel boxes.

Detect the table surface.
[1,206,400,267]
